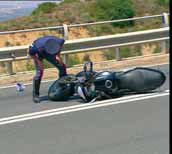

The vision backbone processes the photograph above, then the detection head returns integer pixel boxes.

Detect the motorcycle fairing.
[93,71,118,92]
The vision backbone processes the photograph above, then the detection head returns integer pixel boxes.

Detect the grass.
[67,54,80,67]
[25,60,34,71]
[103,49,116,60]
[103,46,142,60]
[20,34,27,38]
[4,41,13,47]
[153,47,161,53]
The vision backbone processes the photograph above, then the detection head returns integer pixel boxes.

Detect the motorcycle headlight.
[77,86,87,101]
[77,84,96,102]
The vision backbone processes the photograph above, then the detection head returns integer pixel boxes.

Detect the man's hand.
[58,74,77,84]
[56,55,64,64]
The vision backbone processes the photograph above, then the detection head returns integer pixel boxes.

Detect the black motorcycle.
[48,61,166,103]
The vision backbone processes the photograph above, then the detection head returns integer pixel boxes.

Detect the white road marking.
[0,63,169,89]
[0,90,169,126]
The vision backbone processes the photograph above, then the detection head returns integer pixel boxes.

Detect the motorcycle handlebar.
[84,61,93,73]
[84,61,93,80]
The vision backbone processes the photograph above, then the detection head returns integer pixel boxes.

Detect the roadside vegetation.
[0,0,169,72]
[0,0,169,31]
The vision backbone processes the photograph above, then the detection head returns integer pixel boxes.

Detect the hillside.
[0,0,169,31]
[0,1,63,22]
[0,0,169,73]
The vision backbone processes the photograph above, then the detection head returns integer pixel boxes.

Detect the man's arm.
[56,54,65,65]
[56,45,65,64]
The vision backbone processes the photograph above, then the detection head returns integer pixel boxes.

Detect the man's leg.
[44,54,67,78]
[32,56,44,103]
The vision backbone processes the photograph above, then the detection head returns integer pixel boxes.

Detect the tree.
[32,2,57,15]
[96,0,135,27]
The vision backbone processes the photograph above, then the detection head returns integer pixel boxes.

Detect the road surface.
[0,64,169,154]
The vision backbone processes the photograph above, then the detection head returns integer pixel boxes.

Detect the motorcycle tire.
[48,80,73,101]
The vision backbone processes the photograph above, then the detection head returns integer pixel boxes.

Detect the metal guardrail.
[0,13,170,75]
[0,13,169,36]
[0,27,169,56]
[0,27,169,74]
[68,14,165,28]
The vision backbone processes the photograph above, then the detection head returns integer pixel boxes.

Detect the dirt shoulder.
[0,53,169,87]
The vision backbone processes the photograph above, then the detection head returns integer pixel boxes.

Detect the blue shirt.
[31,36,65,55]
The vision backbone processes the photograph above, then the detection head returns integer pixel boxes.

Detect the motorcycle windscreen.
[117,67,166,92]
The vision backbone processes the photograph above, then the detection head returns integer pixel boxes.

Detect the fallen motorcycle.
[48,62,166,103]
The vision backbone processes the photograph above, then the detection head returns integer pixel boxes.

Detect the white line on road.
[0,90,169,126]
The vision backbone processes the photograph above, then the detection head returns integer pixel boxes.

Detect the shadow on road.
[39,89,165,104]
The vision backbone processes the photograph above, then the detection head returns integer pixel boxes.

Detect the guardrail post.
[5,61,14,75]
[161,12,169,54]
[63,24,69,40]
[63,24,69,67]
[115,48,121,61]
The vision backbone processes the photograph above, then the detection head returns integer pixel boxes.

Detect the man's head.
[29,46,39,55]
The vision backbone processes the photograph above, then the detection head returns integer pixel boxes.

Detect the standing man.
[29,36,67,103]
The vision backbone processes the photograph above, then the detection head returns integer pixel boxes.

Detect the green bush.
[134,46,142,56]
[62,0,80,4]
[103,46,141,60]
[4,41,13,47]
[120,47,132,58]
[95,0,135,27]
[68,55,80,67]
[32,2,57,16]
[153,47,161,53]
[20,34,27,38]
[40,32,49,37]
[0,62,5,68]
[25,60,34,71]
[103,49,116,60]
[83,54,91,62]
[16,42,21,46]
[87,24,114,36]
[43,60,54,69]
[156,0,169,6]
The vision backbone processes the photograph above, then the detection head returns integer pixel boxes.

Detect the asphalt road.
[0,64,169,154]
